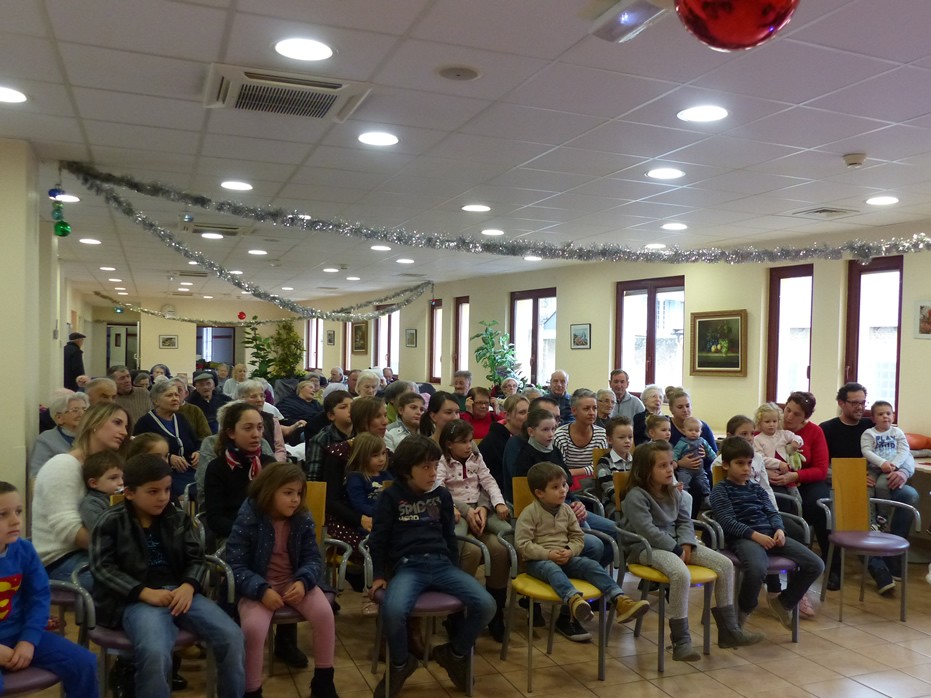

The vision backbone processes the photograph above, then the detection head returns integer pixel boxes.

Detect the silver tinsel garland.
[95,291,299,325]
[63,161,931,265]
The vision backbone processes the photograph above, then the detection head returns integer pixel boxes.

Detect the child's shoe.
[373,655,418,698]
[767,595,793,630]
[797,593,816,618]
[309,667,339,698]
[361,599,380,617]
[614,595,650,623]
[568,594,594,624]
[433,643,472,693]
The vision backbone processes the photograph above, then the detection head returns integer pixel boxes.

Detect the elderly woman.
[33,403,130,582]
[134,380,200,498]
[222,362,249,398]
[237,379,288,461]
[132,370,151,388]
[595,389,616,429]
[634,384,664,445]
[149,363,172,380]
[169,377,211,441]
[29,392,89,477]
[354,369,381,398]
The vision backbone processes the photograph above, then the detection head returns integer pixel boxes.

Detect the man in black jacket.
[63,332,86,390]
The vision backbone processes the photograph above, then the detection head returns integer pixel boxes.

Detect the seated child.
[646,414,693,515]
[383,391,424,452]
[0,482,98,697]
[368,436,496,697]
[90,454,246,698]
[671,416,713,498]
[79,450,124,532]
[753,402,805,476]
[596,416,634,518]
[516,462,650,625]
[860,400,915,529]
[225,463,338,698]
[460,387,494,440]
[709,437,824,628]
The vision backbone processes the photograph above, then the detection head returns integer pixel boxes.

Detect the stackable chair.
[497,476,617,692]
[0,667,61,696]
[818,457,921,622]
[360,534,490,697]
[612,471,715,672]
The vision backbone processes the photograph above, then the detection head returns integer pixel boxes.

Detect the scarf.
[528,437,553,453]
[225,446,262,481]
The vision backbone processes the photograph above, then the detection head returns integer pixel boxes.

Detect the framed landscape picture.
[326,330,336,346]
[690,310,747,377]
[159,334,178,349]
[405,328,417,348]
[569,323,591,350]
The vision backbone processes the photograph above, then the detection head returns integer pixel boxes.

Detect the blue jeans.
[381,553,495,663]
[581,512,617,568]
[45,550,93,590]
[122,593,244,698]
[867,483,919,577]
[526,556,622,604]
[0,631,98,697]
[730,536,824,613]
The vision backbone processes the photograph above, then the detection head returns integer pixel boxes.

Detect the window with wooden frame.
[305,318,324,370]
[510,287,557,385]
[453,296,470,373]
[766,265,813,402]
[428,299,443,383]
[375,305,400,372]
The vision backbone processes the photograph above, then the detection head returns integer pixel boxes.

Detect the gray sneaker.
[373,654,418,698]
[433,643,471,693]
[767,595,793,630]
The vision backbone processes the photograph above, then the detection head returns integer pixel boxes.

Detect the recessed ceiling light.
[108,278,122,282]
[323,267,339,273]
[203,295,213,299]
[177,288,190,292]
[646,168,685,180]
[117,292,128,296]
[99,266,116,271]
[866,195,899,206]
[370,245,391,251]
[201,232,224,240]
[188,261,199,265]
[79,238,101,245]
[358,131,399,146]
[346,276,360,281]
[645,243,667,250]
[229,270,243,275]
[462,204,491,212]
[524,255,542,262]
[241,290,251,295]
[0,86,27,103]
[221,180,252,191]
[677,105,728,122]
[248,249,268,256]
[54,193,80,203]
[282,286,294,291]
[180,282,193,286]
[481,229,505,237]
[396,258,415,264]
[114,287,126,291]
[274,38,333,61]
[662,223,688,231]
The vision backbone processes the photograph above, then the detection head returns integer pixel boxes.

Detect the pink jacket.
[437,451,505,514]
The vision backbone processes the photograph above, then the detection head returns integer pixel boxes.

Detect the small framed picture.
[326,330,336,346]
[159,334,178,349]
[405,328,417,348]
[569,323,591,350]
[351,321,368,354]
[690,309,747,377]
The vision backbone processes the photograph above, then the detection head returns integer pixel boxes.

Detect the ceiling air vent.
[397,272,427,278]
[203,63,371,122]
[791,207,859,220]
[179,220,253,238]
[178,270,209,278]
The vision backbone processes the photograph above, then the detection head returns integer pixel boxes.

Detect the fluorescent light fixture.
[248,249,268,255]
[229,270,243,275]
[79,238,101,245]
[99,266,116,271]
[396,258,415,264]
[282,286,294,291]
[589,0,670,43]
[180,282,193,286]
[323,267,339,273]
[241,291,251,295]
[0,86,27,103]
[108,278,122,282]
[370,245,391,251]
[358,131,398,146]
[177,288,190,292]
[645,243,667,250]
[221,180,252,191]
[524,255,542,262]
[677,105,728,122]
[866,195,898,206]
[346,276,361,281]
[662,223,688,231]
[201,232,224,240]
[203,295,213,299]
[462,204,491,212]
[274,38,333,61]
[113,287,126,291]
[188,261,199,265]
[481,229,505,236]
[647,167,685,180]
[117,292,128,296]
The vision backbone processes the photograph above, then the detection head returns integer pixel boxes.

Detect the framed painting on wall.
[405,329,417,348]
[326,330,336,346]
[159,335,178,349]
[351,322,368,354]
[689,310,747,377]
[569,323,591,350]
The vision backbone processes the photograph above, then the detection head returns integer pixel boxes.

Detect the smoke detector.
[843,153,867,169]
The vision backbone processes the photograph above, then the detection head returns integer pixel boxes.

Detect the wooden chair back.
[712,464,725,486]
[511,477,535,518]
[110,493,125,506]
[592,448,609,466]
[305,481,326,546]
[830,458,869,531]
[612,471,631,514]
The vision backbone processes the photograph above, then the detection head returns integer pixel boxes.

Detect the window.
[343,322,351,371]
[429,299,443,383]
[510,288,557,385]
[305,319,324,370]
[614,277,684,391]
[375,306,400,372]
[845,256,902,407]
[454,296,470,373]
[766,265,813,401]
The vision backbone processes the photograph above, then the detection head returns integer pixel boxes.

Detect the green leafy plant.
[242,317,273,379]
[268,320,305,380]
[471,320,525,388]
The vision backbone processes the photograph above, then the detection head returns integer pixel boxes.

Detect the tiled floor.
[36,561,931,697]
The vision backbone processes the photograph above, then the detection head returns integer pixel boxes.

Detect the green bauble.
[54,220,72,237]
[52,207,65,221]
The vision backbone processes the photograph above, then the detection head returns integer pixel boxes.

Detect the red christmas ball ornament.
[237,311,246,320]
[675,0,800,52]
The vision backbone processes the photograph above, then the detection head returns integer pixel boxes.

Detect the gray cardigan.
[619,486,697,562]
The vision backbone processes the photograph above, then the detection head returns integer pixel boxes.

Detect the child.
[345,433,394,533]
[860,400,915,529]
[384,392,425,452]
[671,416,713,499]
[620,441,763,661]
[225,463,339,698]
[461,387,494,440]
[79,450,124,531]
[753,402,805,475]
[90,454,246,698]
[436,419,511,641]
[596,416,634,517]
[516,462,650,625]
[0,482,98,696]
[709,437,824,629]
[126,432,170,461]
[368,435,496,697]
[645,413,672,442]
[305,390,354,481]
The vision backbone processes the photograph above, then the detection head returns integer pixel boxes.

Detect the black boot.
[243,690,263,698]
[110,657,135,698]
[487,587,508,643]
[274,623,309,668]
[310,667,339,698]
[171,653,187,691]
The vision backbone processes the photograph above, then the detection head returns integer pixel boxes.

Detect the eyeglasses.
[845,400,868,407]
[65,407,87,414]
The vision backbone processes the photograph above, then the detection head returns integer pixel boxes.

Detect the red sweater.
[794,420,829,485]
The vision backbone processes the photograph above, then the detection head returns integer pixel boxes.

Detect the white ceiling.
[6,0,931,305]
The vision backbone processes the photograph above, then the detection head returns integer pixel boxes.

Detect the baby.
[671,416,712,497]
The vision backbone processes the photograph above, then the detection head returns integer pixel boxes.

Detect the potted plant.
[471,320,525,390]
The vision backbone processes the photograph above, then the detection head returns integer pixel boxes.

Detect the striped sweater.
[709,479,784,543]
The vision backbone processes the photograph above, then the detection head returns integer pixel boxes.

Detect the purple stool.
[1,667,60,696]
